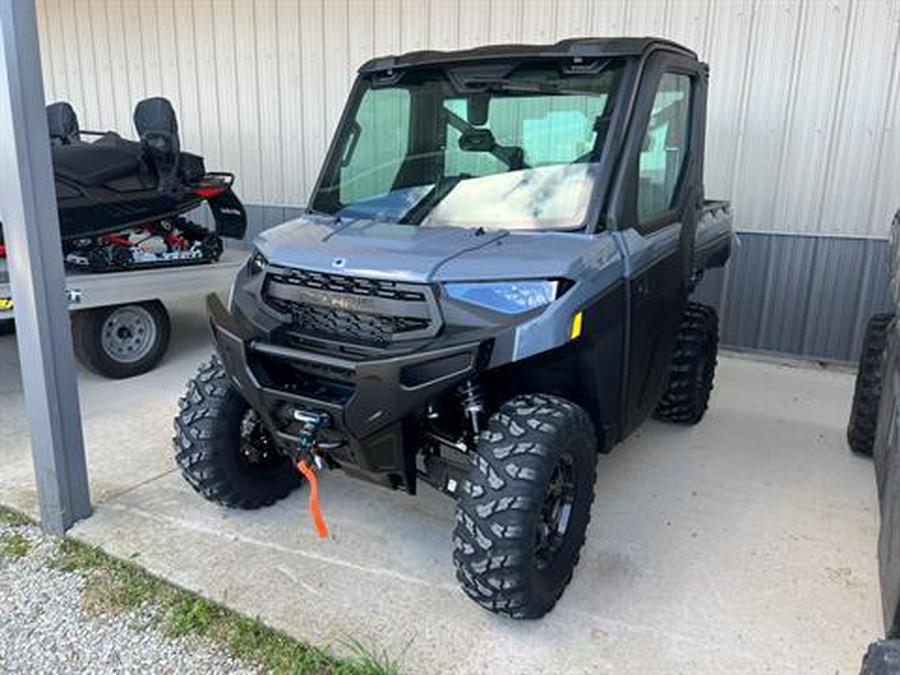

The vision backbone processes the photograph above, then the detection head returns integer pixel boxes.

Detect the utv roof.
[359,37,697,74]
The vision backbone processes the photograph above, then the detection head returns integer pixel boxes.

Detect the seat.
[46,102,80,146]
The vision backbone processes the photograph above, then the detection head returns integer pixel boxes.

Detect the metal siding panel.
[322,0,350,147]
[192,1,224,167]
[428,0,459,48]
[588,0,629,36]
[819,0,899,237]
[488,0,522,43]
[171,0,202,155]
[458,0,491,47]
[299,0,327,196]
[137,0,163,98]
[276,0,307,206]
[771,0,850,236]
[730,1,801,233]
[400,0,429,51]
[232,0,262,202]
[373,0,403,55]
[103,0,137,133]
[553,0,591,41]
[209,0,242,194]
[868,3,900,238]
[519,0,555,42]
[702,0,755,207]
[253,1,285,206]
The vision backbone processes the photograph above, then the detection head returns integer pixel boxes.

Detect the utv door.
[611,54,706,434]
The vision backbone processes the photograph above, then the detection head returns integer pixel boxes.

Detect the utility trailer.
[0,249,245,378]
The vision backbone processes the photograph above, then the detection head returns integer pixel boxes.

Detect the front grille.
[264,267,437,346]
[268,270,426,301]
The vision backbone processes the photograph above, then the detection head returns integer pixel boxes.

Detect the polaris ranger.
[174,37,733,619]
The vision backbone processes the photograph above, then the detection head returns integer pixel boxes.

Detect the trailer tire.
[654,302,719,425]
[453,394,596,619]
[848,312,894,456]
[0,319,13,336]
[72,300,170,379]
[174,357,302,509]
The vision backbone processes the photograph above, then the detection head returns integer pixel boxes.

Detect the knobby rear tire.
[654,302,719,425]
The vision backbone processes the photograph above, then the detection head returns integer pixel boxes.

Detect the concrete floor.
[0,296,883,674]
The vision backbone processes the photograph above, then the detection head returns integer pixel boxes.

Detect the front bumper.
[207,293,484,487]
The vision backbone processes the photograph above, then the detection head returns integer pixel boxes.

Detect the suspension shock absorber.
[458,378,485,437]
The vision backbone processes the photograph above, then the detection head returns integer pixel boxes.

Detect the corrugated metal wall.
[33,0,900,360]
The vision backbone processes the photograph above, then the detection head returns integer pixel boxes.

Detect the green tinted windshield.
[312,62,624,231]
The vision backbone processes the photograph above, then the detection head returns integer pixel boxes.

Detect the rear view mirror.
[467,94,489,126]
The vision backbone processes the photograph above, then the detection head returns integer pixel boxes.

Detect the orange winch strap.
[297,460,328,539]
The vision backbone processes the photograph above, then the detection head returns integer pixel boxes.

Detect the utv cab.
[174,37,733,619]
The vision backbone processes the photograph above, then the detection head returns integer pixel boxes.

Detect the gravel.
[0,521,260,675]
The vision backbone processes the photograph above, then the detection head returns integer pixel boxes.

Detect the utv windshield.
[311,61,624,231]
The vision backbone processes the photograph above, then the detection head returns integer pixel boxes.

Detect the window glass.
[338,88,410,206]
[637,73,692,222]
[313,63,624,230]
[443,93,607,177]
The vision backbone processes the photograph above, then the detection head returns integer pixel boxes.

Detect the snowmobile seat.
[47,102,80,146]
[52,142,143,187]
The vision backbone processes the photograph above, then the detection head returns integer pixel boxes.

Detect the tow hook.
[292,409,331,539]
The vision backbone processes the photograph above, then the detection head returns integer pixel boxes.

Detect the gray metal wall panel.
[694,232,893,362]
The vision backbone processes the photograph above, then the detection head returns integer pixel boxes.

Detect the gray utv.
[173,37,733,619]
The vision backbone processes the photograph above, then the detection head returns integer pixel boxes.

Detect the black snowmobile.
[0,97,247,272]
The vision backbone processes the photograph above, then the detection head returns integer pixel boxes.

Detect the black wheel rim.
[535,453,576,570]
[238,409,281,470]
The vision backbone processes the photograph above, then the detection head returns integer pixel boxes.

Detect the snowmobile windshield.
[311,61,625,231]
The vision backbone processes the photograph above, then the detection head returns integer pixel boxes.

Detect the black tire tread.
[848,312,894,456]
[654,302,719,425]
[173,357,301,509]
[453,394,596,619]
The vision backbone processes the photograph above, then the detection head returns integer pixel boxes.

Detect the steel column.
[0,0,90,535]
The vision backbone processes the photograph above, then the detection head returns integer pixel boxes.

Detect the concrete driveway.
[0,296,881,674]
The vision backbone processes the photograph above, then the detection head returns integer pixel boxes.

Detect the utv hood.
[255,214,507,282]
[256,213,623,283]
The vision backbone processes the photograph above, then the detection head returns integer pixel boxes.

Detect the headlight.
[444,280,562,314]
[247,249,268,276]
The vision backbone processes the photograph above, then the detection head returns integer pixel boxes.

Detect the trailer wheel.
[0,319,13,336]
[453,394,596,619]
[848,312,895,456]
[72,300,170,379]
[654,302,719,425]
[174,357,302,509]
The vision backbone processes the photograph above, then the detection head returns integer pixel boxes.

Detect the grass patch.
[0,531,31,558]
[50,536,401,674]
[0,506,31,527]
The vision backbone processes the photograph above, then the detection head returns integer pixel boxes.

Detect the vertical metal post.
[0,0,90,535]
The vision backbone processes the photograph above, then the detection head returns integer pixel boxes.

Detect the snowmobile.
[0,97,246,272]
